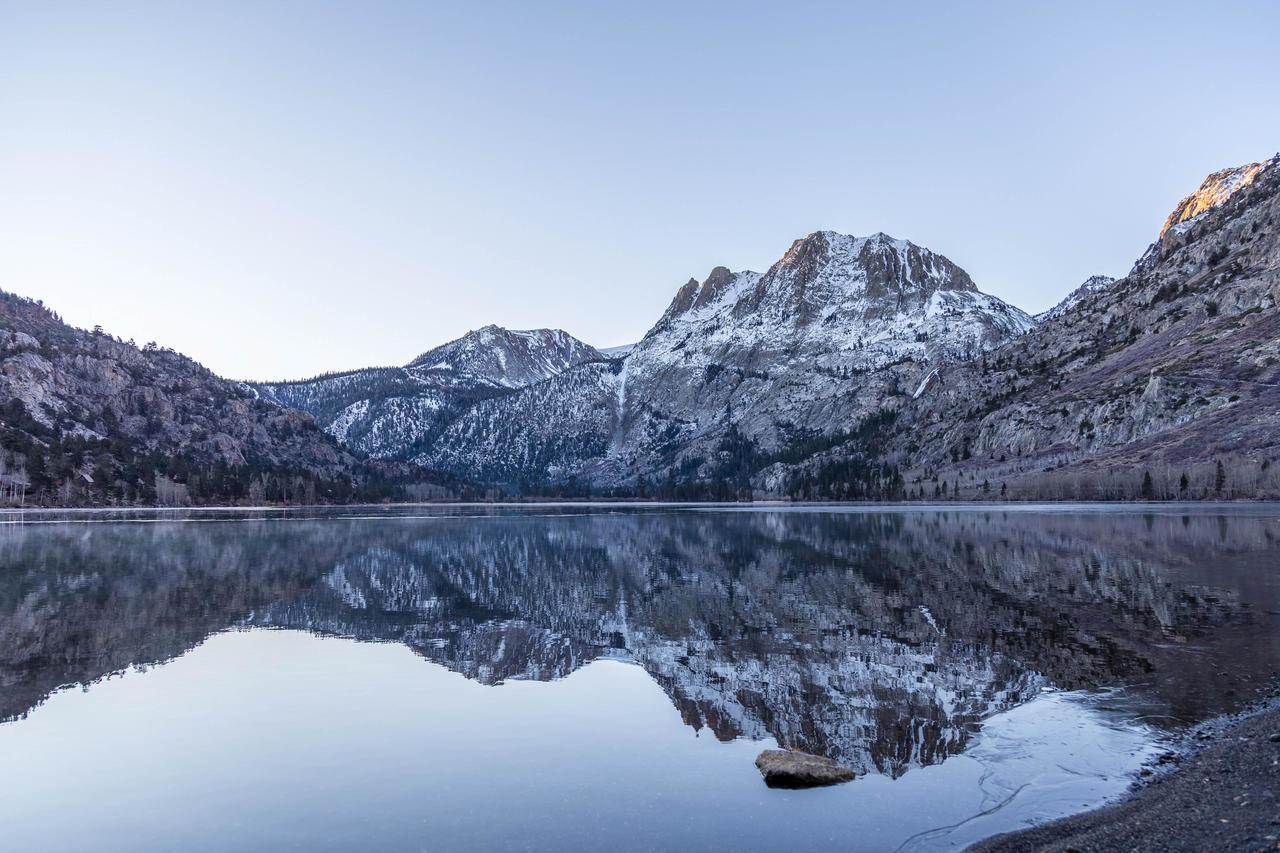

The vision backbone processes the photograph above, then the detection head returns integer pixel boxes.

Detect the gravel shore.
[972,702,1280,852]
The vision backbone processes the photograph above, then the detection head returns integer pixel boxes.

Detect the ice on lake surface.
[1,503,1278,851]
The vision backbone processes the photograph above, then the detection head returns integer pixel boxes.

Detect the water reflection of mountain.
[2,509,1277,778]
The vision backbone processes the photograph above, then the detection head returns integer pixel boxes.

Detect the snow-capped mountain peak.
[730,230,984,328]
[639,231,1030,359]
[599,342,638,358]
[251,324,604,459]
[1135,154,1278,273]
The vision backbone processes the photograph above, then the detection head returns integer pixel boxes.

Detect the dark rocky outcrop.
[755,749,856,788]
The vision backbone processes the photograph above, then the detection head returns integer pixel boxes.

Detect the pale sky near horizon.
[2,1,1279,380]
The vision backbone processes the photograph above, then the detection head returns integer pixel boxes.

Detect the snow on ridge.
[634,228,1032,372]
[913,369,940,399]
[328,399,371,444]
[1035,275,1117,322]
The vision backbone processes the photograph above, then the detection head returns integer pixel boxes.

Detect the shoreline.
[0,498,1277,512]
[972,695,1280,852]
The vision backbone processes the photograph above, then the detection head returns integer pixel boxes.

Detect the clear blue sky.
[2,1,1278,380]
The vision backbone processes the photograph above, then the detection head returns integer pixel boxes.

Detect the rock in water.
[754,749,856,789]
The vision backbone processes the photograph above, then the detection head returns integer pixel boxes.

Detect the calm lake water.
[1,503,1279,851]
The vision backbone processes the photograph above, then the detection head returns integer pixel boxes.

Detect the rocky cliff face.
[251,325,605,459]
[616,231,1032,465]
[0,292,443,504]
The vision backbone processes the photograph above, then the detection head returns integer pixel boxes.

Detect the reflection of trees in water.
[0,510,1276,778]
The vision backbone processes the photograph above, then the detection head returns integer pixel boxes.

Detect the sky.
[2,2,1279,380]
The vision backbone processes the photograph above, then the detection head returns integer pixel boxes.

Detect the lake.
[1,503,1278,851]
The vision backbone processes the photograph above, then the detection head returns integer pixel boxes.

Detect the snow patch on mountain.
[1035,275,1117,322]
[251,326,605,458]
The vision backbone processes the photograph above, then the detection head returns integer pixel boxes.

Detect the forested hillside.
[0,292,464,506]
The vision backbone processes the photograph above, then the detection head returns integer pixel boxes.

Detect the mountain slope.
[421,360,622,486]
[251,325,605,459]
[0,291,456,505]
[884,154,1280,500]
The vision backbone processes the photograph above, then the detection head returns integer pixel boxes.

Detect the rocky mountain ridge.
[1035,275,1117,322]
[250,325,604,459]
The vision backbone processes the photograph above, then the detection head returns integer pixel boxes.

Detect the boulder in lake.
[754,749,856,789]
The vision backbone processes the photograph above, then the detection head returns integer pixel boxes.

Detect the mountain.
[874,153,1280,500]
[0,292,458,505]
[414,155,1280,500]
[251,325,605,459]
[417,231,1034,490]
[13,153,1274,503]
[1035,275,1117,322]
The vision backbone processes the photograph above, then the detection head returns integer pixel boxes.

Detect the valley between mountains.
[3,155,1278,504]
